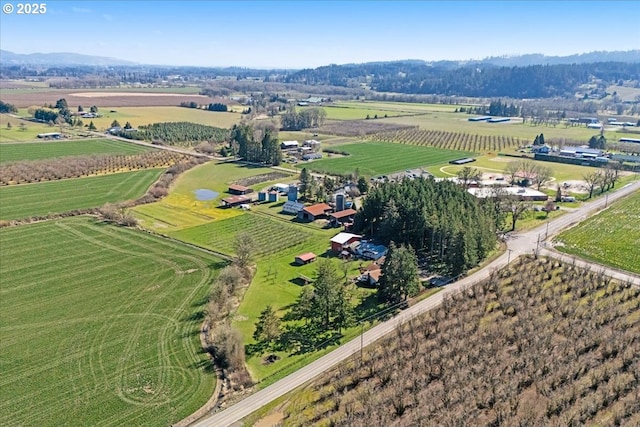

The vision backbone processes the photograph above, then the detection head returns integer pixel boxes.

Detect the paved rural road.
[191,180,640,427]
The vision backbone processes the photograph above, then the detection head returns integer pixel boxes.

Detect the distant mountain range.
[1,49,639,68]
[0,50,137,66]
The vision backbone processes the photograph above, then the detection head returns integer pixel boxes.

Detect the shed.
[330,232,362,253]
[281,141,299,149]
[221,195,251,207]
[228,184,252,195]
[268,191,279,202]
[329,208,357,225]
[294,252,317,265]
[274,183,289,193]
[298,203,332,222]
[282,201,305,215]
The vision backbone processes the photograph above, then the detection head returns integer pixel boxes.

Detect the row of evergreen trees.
[353,178,497,275]
[280,107,327,131]
[115,121,228,145]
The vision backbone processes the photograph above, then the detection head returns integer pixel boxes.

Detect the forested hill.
[283,61,640,98]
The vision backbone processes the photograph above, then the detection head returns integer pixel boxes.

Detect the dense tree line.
[353,178,496,275]
[458,100,521,117]
[114,121,228,145]
[0,100,17,113]
[280,106,327,130]
[230,123,282,165]
[285,61,640,98]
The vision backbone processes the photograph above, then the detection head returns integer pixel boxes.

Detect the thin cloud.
[71,7,92,14]
[102,14,113,21]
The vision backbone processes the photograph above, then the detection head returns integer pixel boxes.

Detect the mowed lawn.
[304,142,473,176]
[0,169,163,220]
[169,210,370,382]
[0,217,221,427]
[555,190,640,274]
[0,138,150,162]
[0,114,54,142]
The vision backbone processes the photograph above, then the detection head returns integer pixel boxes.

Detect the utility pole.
[545,220,550,240]
[605,193,609,208]
[507,249,513,264]
[535,234,541,258]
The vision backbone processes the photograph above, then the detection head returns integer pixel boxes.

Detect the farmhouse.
[365,268,382,286]
[298,203,332,221]
[330,232,362,253]
[228,184,252,195]
[220,195,252,207]
[513,170,538,186]
[467,187,548,202]
[294,252,317,265]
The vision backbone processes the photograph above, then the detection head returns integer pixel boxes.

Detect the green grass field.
[0,114,57,143]
[0,217,221,427]
[0,169,163,220]
[304,142,472,176]
[168,209,375,382]
[554,190,640,274]
[0,138,150,162]
[300,105,406,121]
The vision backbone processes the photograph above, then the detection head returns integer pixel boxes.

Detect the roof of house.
[295,252,317,262]
[365,262,381,272]
[330,209,357,220]
[302,203,332,217]
[331,232,362,245]
[229,184,250,192]
[222,195,251,204]
[368,269,382,282]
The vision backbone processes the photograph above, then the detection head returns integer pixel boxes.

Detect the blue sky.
[1,1,639,68]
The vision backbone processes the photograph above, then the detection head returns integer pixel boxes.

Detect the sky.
[1,1,639,68]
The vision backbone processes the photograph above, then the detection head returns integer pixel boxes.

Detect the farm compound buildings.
[467,187,548,202]
[329,209,357,226]
[221,195,252,207]
[298,203,332,221]
[330,232,362,253]
[228,184,253,195]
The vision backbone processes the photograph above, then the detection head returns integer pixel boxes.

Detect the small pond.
[194,189,219,201]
